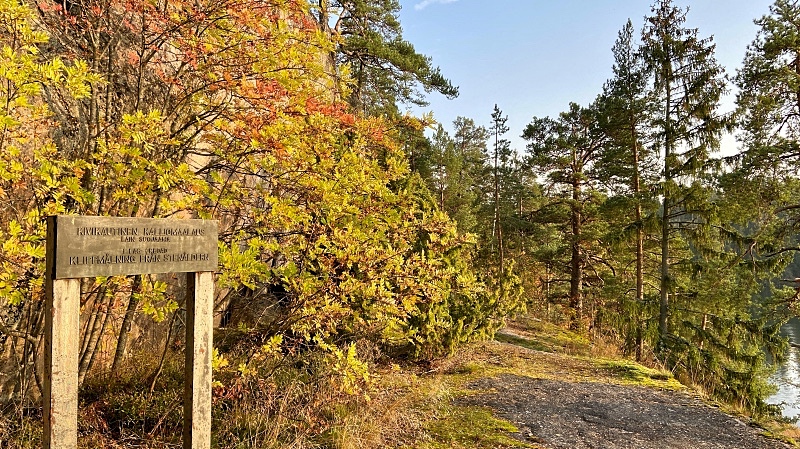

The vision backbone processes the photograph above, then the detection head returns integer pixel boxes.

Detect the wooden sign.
[44,215,216,449]
[52,215,217,279]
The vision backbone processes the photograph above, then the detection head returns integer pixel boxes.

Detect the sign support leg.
[44,277,80,449]
[183,271,213,449]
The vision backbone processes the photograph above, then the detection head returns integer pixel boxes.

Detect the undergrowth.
[3,315,796,448]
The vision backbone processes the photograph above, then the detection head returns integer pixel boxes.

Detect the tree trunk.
[795,54,800,114]
[632,120,645,361]
[439,181,444,210]
[493,129,500,260]
[659,71,672,342]
[699,313,708,350]
[635,325,644,362]
[570,177,583,330]
[79,288,113,385]
[111,275,142,373]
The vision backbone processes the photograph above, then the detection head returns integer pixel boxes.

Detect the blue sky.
[397,0,775,154]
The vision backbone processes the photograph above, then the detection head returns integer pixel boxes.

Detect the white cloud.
[414,0,458,11]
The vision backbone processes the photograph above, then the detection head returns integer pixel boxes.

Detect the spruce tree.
[735,0,800,263]
[640,0,726,342]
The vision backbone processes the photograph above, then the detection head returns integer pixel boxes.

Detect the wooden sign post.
[44,215,218,449]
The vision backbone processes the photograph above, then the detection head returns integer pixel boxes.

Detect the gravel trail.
[461,374,792,449]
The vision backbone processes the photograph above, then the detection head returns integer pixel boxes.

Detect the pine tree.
[430,124,453,210]
[426,119,488,234]
[314,0,458,115]
[596,20,660,359]
[450,118,490,233]
[523,102,608,330]
[490,105,512,268]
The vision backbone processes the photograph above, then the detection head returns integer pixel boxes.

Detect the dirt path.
[461,374,792,449]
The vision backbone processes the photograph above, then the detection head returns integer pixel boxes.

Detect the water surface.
[767,317,800,420]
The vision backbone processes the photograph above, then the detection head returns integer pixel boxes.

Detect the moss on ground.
[495,318,590,354]
[595,359,684,390]
[410,406,540,449]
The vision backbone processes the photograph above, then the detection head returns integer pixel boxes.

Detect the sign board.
[52,215,218,279]
[44,215,216,449]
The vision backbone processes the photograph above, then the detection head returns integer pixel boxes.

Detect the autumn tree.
[0,0,99,403]
[0,12,525,442]
[0,1,497,422]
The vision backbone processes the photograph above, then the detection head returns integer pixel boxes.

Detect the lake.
[768,317,800,420]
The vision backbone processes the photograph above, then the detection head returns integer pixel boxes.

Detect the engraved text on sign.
[53,215,218,279]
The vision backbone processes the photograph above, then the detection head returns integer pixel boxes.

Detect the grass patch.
[498,318,591,355]
[411,406,540,449]
[759,424,800,447]
[596,359,684,390]
[494,332,553,352]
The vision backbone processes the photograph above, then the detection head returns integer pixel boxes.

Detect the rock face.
[462,374,791,449]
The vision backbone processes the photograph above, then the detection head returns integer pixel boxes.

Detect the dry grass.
[0,414,41,449]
